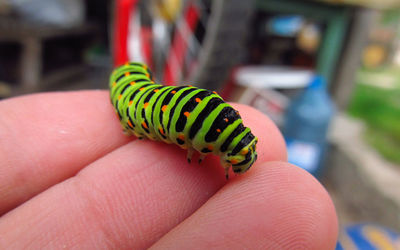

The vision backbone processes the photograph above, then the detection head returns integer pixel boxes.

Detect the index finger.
[0,91,130,215]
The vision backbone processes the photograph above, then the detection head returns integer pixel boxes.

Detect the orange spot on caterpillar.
[195,98,201,103]
[241,148,249,155]
[216,129,221,133]
[184,112,190,117]
[224,118,229,122]
[142,122,148,129]
[143,102,149,108]
[231,159,238,165]
[159,127,165,135]
[125,72,130,77]
[112,82,116,87]
[178,134,185,141]
[162,105,168,112]
[118,94,123,100]
[207,144,214,151]
[154,89,159,92]
[129,101,133,106]
[145,73,150,78]
[213,91,217,94]
[127,120,134,128]
[130,81,136,85]
[171,90,176,94]
[188,85,193,87]
[139,87,145,91]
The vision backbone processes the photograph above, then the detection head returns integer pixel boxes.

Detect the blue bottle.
[283,75,335,177]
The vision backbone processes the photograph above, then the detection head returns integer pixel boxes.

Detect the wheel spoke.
[163,2,200,84]
[193,0,210,29]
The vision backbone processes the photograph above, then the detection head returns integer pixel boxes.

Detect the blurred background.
[1,0,400,248]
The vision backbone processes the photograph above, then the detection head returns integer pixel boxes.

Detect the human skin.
[0,90,338,249]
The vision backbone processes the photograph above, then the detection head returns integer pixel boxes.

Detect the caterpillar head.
[223,136,258,175]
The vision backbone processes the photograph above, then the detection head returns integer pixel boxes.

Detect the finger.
[0,105,287,249]
[151,161,338,250]
[0,90,130,215]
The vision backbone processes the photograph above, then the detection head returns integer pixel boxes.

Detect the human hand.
[0,91,337,249]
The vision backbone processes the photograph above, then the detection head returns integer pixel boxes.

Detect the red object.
[114,0,138,66]
[163,3,199,84]
[114,1,201,87]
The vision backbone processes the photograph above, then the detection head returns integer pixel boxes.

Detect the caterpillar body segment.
[110,62,258,179]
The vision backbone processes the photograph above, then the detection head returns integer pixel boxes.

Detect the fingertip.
[229,161,338,248]
[153,161,338,250]
[251,161,339,249]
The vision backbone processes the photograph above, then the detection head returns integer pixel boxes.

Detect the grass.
[347,68,400,165]
[364,128,400,164]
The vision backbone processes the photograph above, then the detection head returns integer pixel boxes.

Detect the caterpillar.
[109,62,258,179]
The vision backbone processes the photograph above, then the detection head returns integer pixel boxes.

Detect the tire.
[191,0,254,90]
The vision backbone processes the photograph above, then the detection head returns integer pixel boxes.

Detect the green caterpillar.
[109,62,258,179]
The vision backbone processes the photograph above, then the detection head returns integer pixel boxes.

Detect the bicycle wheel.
[117,0,254,90]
